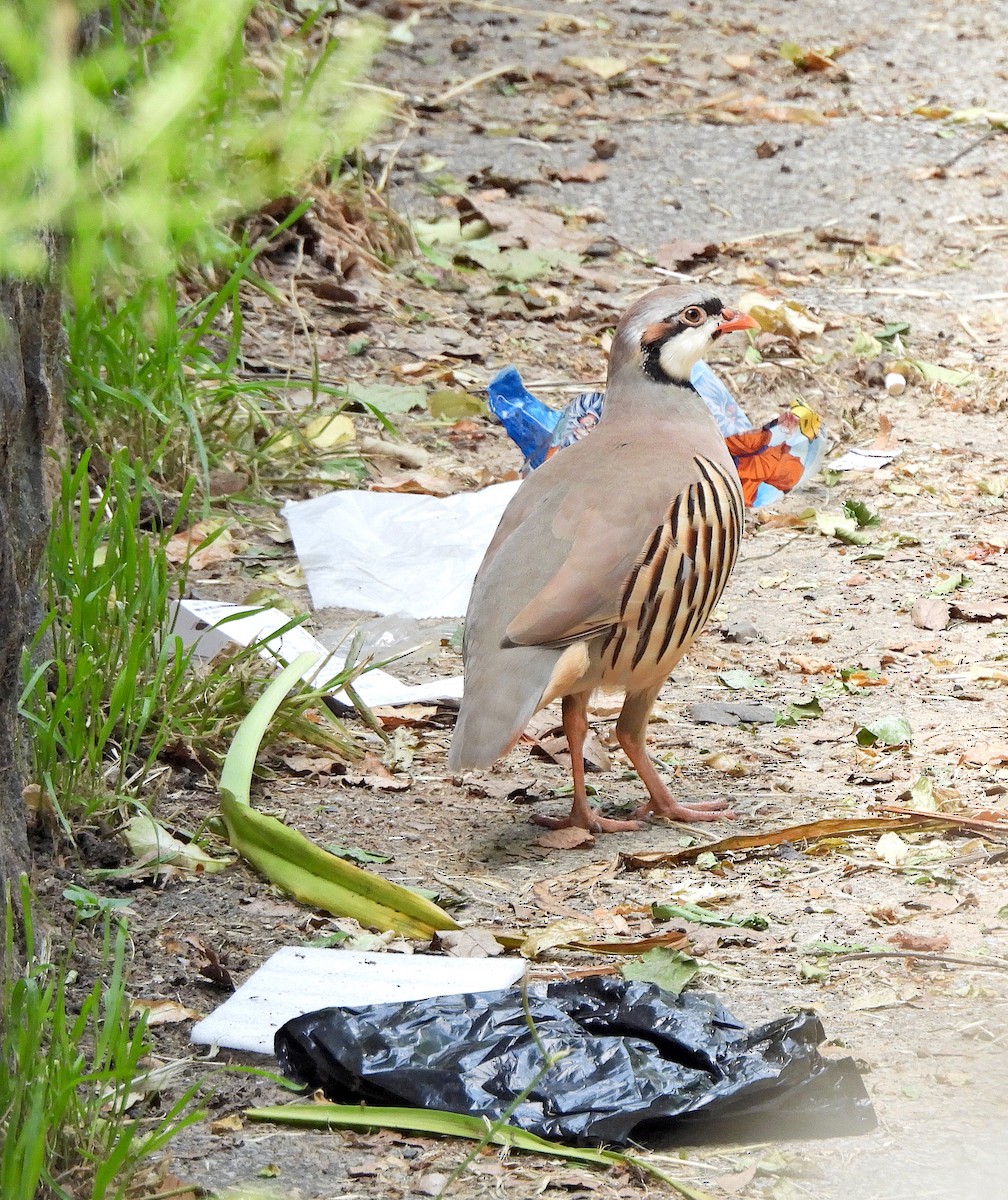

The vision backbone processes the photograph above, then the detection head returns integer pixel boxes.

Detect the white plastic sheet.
[172,598,463,707]
[282,481,520,619]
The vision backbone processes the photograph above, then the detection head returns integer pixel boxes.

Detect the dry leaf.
[740,293,825,338]
[280,753,343,776]
[340,752,411,790]
[875,832,910,867]
[849,987,915,1011]
[210,1114,244,1134]
[723,53,752,72]
[888,932,951,952]
[950,599,1008,622]
[622,815,936,870]
[911,598,950,630]
[958,742,1008,767]
[539,14,592,33]
[395,326,485,360]
[562,55,628,80]
[545,161,609,184]
[164,521,236,570]
[130,998,202,1025]
[715,1165,759,1194]
[123,814,231,876]
[432,928,506,957]
[456,195,589,250]
[655,239,720,270]
[369,470,455,496]
[969,662,1008,685]
[870,413,899,453]
[533,728,611,772]
[269,412,355,453]
[534,827,596,851]
[520,917,599,957]
[373,704,439,728]
[297,278,359,305]
[716,95,829,125]
[799,49,840,72]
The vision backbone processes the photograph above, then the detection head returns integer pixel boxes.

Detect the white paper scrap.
[172,598,463,708]
[282,481,520,619]
[828,447,901,472]
[190,946,526,1055]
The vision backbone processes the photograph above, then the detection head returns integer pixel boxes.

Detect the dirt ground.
[32,2,1008,1198]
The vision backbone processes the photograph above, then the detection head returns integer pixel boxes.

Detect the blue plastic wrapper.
[275,976,875,1147]
[486,363,828,508]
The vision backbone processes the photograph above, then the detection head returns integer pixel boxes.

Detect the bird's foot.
[532,808,642,834]
[633,794,734,823]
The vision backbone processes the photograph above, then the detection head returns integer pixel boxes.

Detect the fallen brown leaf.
[545,161,610,184]
[958,742,1008,767]
[715,1165,760,1194]
[621,815,944,870]
[373,704,439,729]
[369,470,456,496]
[130,998,202,1025]
[432,928,505,957]
[951,599,1008,622]
[165,521,237,570]
[655,239,720,270]
[912,598,950,630]
[888,932,951,952]
[534,827,595,851]
[456,195,590,251]
[340,753,411,790]
[210,1113,244,1134]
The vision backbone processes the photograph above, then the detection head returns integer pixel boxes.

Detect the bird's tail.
[447,644,558,771]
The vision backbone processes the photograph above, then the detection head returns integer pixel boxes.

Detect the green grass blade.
[246,1102,714,1198]
[218,654,458,937]
[218,653,317,806]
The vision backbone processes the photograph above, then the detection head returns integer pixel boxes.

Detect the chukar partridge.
[449,286,757,832]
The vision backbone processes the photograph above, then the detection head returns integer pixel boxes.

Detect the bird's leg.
[616,690,735,822]
[533,692,642,833]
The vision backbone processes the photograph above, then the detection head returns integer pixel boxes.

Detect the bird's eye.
[680,305,707,326]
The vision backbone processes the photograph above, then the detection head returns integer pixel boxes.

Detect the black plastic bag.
[275,976,875,1146]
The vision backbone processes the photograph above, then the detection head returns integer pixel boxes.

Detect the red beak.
[715,308,759,336]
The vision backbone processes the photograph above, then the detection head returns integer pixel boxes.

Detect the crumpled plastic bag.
[487,364,828,508]
[275,976,875,1146]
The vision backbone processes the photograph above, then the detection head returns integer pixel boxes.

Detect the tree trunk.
[0,264,62,898]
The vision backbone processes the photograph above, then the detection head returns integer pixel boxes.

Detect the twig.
[720,226,811,246]
[871,803,1008,841]
[839,950,1008,972]
[956,312,984,343]
[523,378,605,391]
[424,63,528,110]
[938,126,1000,170]
[743,532,810,560]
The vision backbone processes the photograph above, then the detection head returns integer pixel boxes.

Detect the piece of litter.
[283,482,520,618]
[828,448,901,471]
[689,702,777,726]
[190,946,526,1055]
[173,599,464,708]
[276,976,876,1144]
[488,364,828,508]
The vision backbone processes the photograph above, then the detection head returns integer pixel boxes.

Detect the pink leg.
[533,693,642,833]
[616,690,735,822]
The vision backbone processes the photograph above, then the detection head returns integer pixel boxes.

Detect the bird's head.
[612,287,758,386]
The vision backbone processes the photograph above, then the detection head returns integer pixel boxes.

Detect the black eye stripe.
[640,297,724,384]
[658,297,724,326]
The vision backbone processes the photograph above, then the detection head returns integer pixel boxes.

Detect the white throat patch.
[656,318,719,381]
